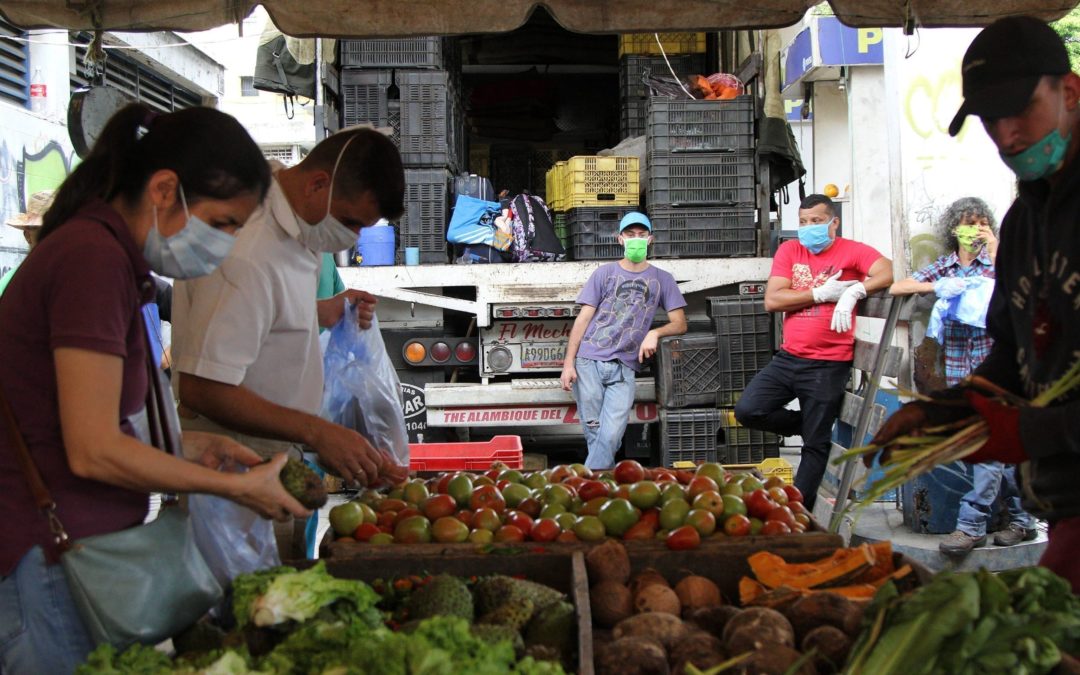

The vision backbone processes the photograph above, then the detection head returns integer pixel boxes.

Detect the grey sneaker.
[939,530,987,556]
[993,523,1038,547]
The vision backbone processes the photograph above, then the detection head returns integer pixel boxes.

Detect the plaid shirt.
[913,250,995,386]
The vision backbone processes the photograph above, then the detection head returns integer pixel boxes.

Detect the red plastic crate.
[408,435,524,471]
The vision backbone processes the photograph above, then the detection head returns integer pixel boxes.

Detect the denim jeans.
[733,350,851,510]
[0,547,95,675]
[956,462,1036,537]
[573,357,636,470]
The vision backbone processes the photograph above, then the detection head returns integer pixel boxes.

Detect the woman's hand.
[229,454,311,521]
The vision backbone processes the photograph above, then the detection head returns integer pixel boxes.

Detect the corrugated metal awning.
[0,0,1074,36]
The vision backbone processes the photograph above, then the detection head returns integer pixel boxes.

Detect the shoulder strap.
[0,383,54,513]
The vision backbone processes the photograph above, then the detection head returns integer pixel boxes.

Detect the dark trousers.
[733,350,851,510]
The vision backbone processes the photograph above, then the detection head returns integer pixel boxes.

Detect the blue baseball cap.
[619,211,652,232]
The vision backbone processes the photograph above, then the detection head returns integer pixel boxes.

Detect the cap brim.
[949,75,1041,136]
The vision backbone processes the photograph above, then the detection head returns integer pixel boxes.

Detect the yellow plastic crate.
[546,161,567,212]
[562,156,639,208]
[618,32,707,57]
[670,457,794,485]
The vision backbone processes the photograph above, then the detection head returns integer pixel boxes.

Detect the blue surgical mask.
[798,222,833,254]
[143,185,235,279]
[1001,128,1072,181]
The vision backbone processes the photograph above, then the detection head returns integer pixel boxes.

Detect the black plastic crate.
[568,239,624,261]
[709,296,773,405]
[648,207,758,258]
[647,151,757,207]
[719,412,781,465]
[620,97,648,139]
[398,168,452,263]
[566,206,635,260]
[341,70,393,128]
[708,295,771,336]
[646,96,755,154]
[339,37,455,69]
[619,54,707,102]
[660,408,721,467]
[656,333,721,408]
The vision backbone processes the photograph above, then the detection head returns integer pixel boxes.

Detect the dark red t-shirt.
[0,201,156,574]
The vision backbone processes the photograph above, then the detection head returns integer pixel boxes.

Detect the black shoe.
[993,523,1038,547]
[939,530,987,555]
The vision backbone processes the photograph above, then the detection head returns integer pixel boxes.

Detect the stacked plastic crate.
[645,95,758,259]
[558,156,641,262]
[618,33,706,140]
[339,37,463,263]
[708,295,780,463]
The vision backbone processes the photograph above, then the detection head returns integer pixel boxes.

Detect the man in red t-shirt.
[734,194,892,509]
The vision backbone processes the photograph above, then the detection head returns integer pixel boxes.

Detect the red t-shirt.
[0,201,155,574]
[770,237,884,362]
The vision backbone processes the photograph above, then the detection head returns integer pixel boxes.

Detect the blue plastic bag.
[446,194,501,246]
[321,303,409,468]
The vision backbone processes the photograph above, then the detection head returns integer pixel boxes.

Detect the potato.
[801,625,851,673]
[722,607,795,650]
[595,637,669,675]
[613,612,688,651]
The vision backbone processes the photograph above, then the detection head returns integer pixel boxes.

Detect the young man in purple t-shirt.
[560,212,687,469]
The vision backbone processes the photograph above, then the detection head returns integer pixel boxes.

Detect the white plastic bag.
[189,492,280,589]
[321,303,409,468]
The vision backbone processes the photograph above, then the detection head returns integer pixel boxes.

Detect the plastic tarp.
[0,1,1073,35]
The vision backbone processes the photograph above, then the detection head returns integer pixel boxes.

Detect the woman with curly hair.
[891,196,1035,557]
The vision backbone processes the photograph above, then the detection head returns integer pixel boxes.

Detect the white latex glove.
[933,276,968,299]
[830,281,867,333]
[811,271,859,304]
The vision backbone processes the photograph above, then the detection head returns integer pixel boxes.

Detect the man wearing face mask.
[560,212,687,470]
[891,197,1036,555]
[734,194,892,510]
[172,129,409,503]
[871,16,1080,590]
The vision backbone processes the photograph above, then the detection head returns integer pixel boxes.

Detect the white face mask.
[296,134,368,253]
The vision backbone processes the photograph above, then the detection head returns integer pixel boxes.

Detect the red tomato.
[394,507,423,526]
[353,523,381,542]
[788,500,810,516]
[673,470,696,485]
[377,498,408,513]
[723,514,752,537]
[484,469,501,482]
[435,473,455,494]
[761,520,792,536]
[517,497,543,518]
[455,508,474,527]
[767,486,789,506]
[666,525,702,550]
[794,513,812,529]
[622,519,657,541]
[556,530,579,543]
[470,485,507,512]
[639,508,661,529]
[376,511,398,529]
[745,489,780,519]
[530,518,561,542]
[783,484,805,504]
[504,510,534,536]
[613,460,646,484]
[494,525,525,542]
[687,476,720,500]
[578,480,611,502]
[422,494,458,521]
[653,469,678,483]
[765,505,797,528]
[562,476,586,493]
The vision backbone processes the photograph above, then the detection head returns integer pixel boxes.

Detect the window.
[263,144,305,166]
[0,19,28,107]
[70,33,202,113]
[240,75,258,97]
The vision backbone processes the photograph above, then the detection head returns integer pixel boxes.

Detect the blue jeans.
[956,462,1036,537]
[733,350,852,510]
[0,547,95,675]
[573,357,636,470]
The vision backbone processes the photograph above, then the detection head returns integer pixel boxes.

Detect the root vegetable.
[634,584,682,616]
[669,632,726,673]
[685,605,743,640]
[674,576,722,614]
[801,625,851,673]
[630,568,670,597]
[785,592,864,639]
[613,612,688,651]
[591,581,634,628]
[595,637,669,675]
[587,539,632,585]
[737,645,817,675]
[722,607,795,651]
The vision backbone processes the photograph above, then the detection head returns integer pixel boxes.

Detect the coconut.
[674,576,722,614]
[591,581,634,628]
[586,539,632,585]
[595,637,669,675]
[630,568,670,597]
[634,583,682,616]
[613,612,688,651]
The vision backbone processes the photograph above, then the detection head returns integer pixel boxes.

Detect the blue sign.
[784,98,812,122]
[817,17,884,67]
[783,27,812,91]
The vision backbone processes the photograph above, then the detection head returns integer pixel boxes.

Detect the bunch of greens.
[233,562,381,628]
[844,566,1080,675]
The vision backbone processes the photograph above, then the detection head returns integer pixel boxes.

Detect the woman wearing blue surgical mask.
[0,104,311,674]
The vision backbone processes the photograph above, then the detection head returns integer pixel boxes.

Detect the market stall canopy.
[0,0,1076,36]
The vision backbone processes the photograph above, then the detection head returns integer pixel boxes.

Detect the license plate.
[521,342,566,368]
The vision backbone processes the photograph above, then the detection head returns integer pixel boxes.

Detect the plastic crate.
[647,151,757,208]
[646,96,755,154]
[562,156,640,208]
[656,333,721,408]
[620,97,648,139]
[725,457,792,484]
[648,207,758,258]
[408,435,524,471]
[718,409,781,465]
[618,32,707,57]
[398,70,459,169]
[659,408,721,467]
[341,69,393,129]
[553,212,569,250]
[709,296,773,405]
[564,206,638,260]
[399,168,452,263]
[620,54,707,102]
[547,161,567,211]
[339,37,454,69]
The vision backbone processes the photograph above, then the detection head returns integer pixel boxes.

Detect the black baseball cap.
[948,16,1071,137]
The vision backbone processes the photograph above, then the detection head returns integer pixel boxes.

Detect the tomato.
[579,497,610,516]
[377,498,408,513]
[639,508,661,529]
[484,469,501,482]
[353,523,381,542]
[393,515,432,543]
[469,485,506,512]
[432,516,470,543]
[422,494,458,521]
[692,490,725,517]
[745,489,780,519]
[549,465,576,484]
[455,509,474,528]
[613,460,646,484]
[794,513,812,529]
[666,525,702,550]
[394,507,423,526]
[767,486,789,506]
[687,476,720,500]
[578,480,611,502]
[761,520,792,536]
[472,507,503,532]
[562,476,587,493]
[517,497,543,518]
[530,518,561,542]
[783,484,805,504]
[494,525,525,542]
[495,479,511,492]
[789,500,810,516]
[556,530,579,543]
[622,519,656,541]
[435,473,454,494]
[613,484,633,501]
[720,494,748,519]
[684,509,717,537]
[504,510,534,536]
[673,470,696,485]
[723,514,752,537]
[653,469,678,484]
[748,517,764,536]
[763,475,786,490]
[376,511,397,529]
[765,505,797,528]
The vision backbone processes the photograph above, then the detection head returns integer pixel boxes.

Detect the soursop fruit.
[525,601,575,660]
[478,598,534,631]
[473,576,564,616]
[406,575,474,621]
[278,457,328,509]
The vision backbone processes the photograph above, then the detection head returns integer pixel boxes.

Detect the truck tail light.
[487,346,513,372]
[402,338,478,367]
[404,342,427,364]
[455,341,476,362]
[429,341,451,363]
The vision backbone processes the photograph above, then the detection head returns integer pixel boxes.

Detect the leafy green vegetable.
[76,644,173,675]
[238,562,380,628]
[232,566,298,628]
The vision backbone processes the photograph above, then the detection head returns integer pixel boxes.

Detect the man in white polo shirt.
[172,128,407,488]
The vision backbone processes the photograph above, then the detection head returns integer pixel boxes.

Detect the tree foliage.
[1053,6,1080,72]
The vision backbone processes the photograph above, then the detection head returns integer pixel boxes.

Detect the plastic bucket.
[357,226,395,266]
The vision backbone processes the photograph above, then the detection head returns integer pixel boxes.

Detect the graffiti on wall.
[0,135,74,279]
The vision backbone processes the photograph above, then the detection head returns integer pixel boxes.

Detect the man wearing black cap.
[873,16,1080,589]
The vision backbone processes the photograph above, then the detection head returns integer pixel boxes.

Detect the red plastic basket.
[408,435,524,471]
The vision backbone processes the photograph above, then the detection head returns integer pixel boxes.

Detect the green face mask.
[623,237,648,263]
[954,225,981,253]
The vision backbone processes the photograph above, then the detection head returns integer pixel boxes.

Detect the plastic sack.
[321,303,409,468]
[446,194,502,246]
[189,491,279,589]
